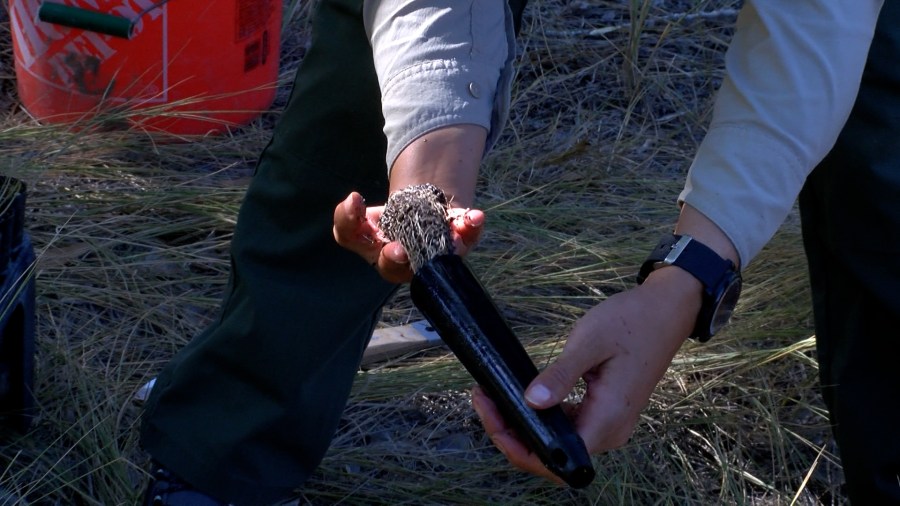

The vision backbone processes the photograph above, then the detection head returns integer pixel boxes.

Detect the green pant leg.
[139,0,396,504]
[799,2,900,502]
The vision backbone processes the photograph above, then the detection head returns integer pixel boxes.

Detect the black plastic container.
[0,177,36,432]
[411,254,595,488]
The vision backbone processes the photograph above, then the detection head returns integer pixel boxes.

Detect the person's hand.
[471,266,702,480]
[333,191,485,283]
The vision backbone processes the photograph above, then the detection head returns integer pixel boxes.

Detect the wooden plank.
[361,320,443,367]
[134,321,444,403]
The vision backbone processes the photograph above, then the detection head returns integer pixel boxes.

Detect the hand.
[471,266,702,480]
[333,191,485,283]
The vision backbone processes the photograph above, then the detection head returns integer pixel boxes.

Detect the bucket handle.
[38,0,173,39]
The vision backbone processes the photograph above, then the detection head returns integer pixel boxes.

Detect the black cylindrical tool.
[411,254,595,488]
[380,184,595,488]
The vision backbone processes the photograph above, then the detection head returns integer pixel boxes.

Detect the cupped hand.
[333,191,485,283]
[471,266,702,481]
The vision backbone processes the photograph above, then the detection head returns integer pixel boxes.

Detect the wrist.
[637,233,742,341]
[640,265,704,340]
[389,124,486,207]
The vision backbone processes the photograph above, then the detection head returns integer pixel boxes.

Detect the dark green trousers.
[140,1,526,504]
[140,1,396,503]
[799,1,900,503]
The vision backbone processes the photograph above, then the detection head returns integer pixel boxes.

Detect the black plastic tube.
[39,3,134,39]
[410,254,595,488]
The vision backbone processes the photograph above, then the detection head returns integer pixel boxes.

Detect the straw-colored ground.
[1,0,845,504]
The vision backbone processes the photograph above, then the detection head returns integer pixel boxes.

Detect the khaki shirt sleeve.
[363,0,516,174]
[679,0,883,267]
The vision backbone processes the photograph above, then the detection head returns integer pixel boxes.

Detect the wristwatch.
[636,234,742,342]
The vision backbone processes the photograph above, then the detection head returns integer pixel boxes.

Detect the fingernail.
[525,384,551,405]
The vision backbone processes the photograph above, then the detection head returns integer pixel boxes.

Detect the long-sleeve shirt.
[680,0,883,266]
[364,0,884,267]
[364,0,515,172]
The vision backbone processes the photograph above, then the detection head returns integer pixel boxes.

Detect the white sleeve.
[679,0,883,267]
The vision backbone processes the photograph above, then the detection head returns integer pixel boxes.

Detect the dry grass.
[0,0,843,504]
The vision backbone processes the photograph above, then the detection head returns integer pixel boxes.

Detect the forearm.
[364,0,512,187]
[389,124,487,208]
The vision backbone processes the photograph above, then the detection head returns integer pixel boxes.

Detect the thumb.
[524,356,586,410]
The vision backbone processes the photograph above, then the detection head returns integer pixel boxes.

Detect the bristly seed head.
[379,183,454,272]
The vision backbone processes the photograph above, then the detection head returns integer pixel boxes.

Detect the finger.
[524,309,618,410]
[525,349,598,410]
[333,192,365,230]
[374,242,413,283]
[334,194,391,269]
[471,387,564,486]
[471,386,510,436]
[574,377,639,454]
[449,208,484,253]
[333,193,374,248]
[575,336,663,455]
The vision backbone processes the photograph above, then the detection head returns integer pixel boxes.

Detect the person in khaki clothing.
[140,0,900,504]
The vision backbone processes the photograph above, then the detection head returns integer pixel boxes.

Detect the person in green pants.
[141,1,526,504]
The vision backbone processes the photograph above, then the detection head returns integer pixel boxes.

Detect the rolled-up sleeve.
[363,0,516,173]
[679,0,883,267]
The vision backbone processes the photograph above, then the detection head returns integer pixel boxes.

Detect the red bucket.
[9,0,282,135]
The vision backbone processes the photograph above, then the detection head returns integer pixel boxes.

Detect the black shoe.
[143,465,232,506]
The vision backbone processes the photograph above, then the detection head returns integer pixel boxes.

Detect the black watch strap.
[636,234,734,292]
[637,234,742,342]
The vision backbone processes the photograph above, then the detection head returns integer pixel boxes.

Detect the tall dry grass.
[0,0,842,504]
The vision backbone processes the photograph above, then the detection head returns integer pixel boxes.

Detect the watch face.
[709,276,742,334]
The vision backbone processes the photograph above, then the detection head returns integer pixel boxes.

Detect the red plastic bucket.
[9,0,281,135]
